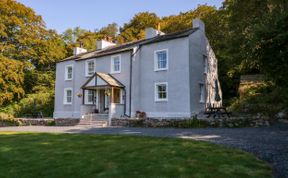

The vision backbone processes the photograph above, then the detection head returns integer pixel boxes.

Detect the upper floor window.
[155,82,168,102]
[64,88,73,104]
[65,65,73,80]
[111,55,121,73]
[86,60,95,77]
[203,55,208,74]
[154,49,168,71]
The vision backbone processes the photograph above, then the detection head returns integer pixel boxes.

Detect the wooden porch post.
[111,87,114,103]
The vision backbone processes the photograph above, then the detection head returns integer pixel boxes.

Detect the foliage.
[0,112,14,119]
[0,113,22,126]
[0,133,272,178]
[61,26,87,45]
[99,23,118,37]
[24,70,55,94]
[47,120,55,126]
[0,56,25,106]
[229,83,287,118]
[250,10,288,87]
[117,12,160,43]
[0,92,54,118]
[0,0,66,69]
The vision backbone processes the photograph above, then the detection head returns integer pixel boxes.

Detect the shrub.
[47,120,56,126]
[0,92,54,118]
[0,112,21,126]
[229,83,287,119]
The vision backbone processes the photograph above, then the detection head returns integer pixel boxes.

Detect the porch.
[80,72,126,124]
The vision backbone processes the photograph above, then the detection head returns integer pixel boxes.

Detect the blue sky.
[17,0,224,34]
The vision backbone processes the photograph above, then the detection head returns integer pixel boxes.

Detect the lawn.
[0,132,272,178]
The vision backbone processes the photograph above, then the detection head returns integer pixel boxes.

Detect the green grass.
[0,132,272,178]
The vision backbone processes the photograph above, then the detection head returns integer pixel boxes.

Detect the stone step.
[83,114,109,120]
[78,119,108,127]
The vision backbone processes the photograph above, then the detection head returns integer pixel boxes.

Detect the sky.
[17,0,224,34]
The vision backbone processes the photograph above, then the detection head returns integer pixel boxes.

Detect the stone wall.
[0,118,80,127]
[54,118,80,126]
[112,116,271,128]
[17,118,55,126]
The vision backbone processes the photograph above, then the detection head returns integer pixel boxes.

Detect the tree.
[118,12,160,43]
[99,23,118,38]
[161,5,217,33]
[61,26,87,45]
[250,2,288,87]
[0,56,25,106]
[0,0,67,70]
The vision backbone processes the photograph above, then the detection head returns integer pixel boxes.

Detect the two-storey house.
[53,19,222,121]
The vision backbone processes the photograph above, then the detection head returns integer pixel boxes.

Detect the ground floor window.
[155,82,168,101]
[85,90,94,104]
[64,88,73,104]
[199,83,205,103]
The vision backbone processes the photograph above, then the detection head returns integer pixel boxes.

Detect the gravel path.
[0,123,287,178]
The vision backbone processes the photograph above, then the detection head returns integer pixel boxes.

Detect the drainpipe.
[128,46,140,117]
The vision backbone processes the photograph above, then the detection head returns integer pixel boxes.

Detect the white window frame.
[111,55,121,74]
[85,90,94,105]
[63,88,73,105]
[65,65,73,81]
[203,55,208,74]
[154,82,168,102]
[154,49,168,71]
[85,59,95,77]
[199,83,205,103]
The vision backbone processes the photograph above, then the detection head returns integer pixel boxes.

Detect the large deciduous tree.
[0,0,66,70]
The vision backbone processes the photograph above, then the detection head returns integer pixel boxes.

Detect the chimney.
[73,47,87,56]
[193,19,205,33]
[145,27,165,39]
[96,39,116,50]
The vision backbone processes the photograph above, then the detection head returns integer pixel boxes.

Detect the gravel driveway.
[0,123,287,178]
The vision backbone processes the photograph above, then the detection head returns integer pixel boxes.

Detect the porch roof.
[81,72,124,89]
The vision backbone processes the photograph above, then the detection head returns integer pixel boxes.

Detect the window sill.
[65,79,73,81]
[155,99,168,102]
[63,103,72,105]
[154,68,168,72]
[111,71,121,74]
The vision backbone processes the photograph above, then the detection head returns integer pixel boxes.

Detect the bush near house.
[230,83,288,119]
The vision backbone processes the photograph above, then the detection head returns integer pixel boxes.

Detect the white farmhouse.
[53,19,222,121]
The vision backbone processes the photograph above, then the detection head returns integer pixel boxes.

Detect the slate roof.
[58,28,199,63]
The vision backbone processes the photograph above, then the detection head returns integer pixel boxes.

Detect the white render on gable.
[53,19,222,120]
